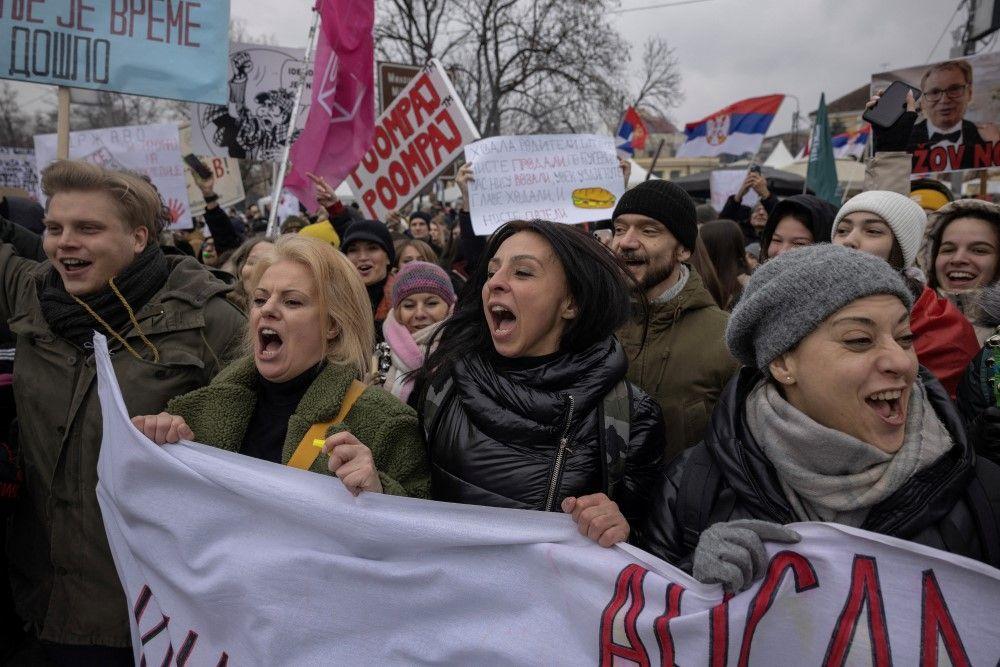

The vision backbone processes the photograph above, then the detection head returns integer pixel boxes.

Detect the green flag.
[807,93,839,206]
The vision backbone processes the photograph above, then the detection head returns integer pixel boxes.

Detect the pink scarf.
[380,309,446,402]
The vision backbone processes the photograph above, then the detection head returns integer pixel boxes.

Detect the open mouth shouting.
[864,387,908,427]
[354,261,375,279]
[487,302,517,342]
[256,326,284,361]
[944,268,980,289]
[59,256,93,279]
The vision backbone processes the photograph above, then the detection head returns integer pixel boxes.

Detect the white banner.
[465,134,624,236]
[93,334,1000,665]
[34,124,192,230]
[189,42,312,162]
[347,60,479,220]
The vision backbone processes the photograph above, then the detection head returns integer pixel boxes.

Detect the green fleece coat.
[167,356,430,499]
[617,267,738,464]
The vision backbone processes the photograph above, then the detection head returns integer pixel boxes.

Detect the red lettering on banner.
[105,0,200,46]
[710,593,732,667]
[738,551,819,667]
[927,147,948,172]
[429,109,463,162]
[974,142,993,169]
[388,161,410,194]
[599,564,651,667]
[912,149,930,173]
[409,74,441,125]
[652,583,684,667]
[372,126,393,161]
[132,583,229,666]
[919,570,971,667]
[375,176,397,211]
[362,188,377,212]
[399,141,430,186]
[823,555,892,667]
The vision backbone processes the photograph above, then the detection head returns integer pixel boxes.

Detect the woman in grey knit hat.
[641,244,1000,593]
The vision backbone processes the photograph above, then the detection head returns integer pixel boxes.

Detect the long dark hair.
[688,235,727,309]
[421,219,638,383]
[699,220,750,310]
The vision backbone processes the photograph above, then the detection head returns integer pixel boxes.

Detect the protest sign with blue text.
[0,0,229,104]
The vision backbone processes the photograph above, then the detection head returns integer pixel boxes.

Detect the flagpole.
[802,116,817,195]
[265,6,321,239]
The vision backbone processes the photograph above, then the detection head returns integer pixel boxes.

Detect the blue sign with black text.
[0,0,229,104]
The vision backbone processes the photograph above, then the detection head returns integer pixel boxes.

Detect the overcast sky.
[229,0,966,137]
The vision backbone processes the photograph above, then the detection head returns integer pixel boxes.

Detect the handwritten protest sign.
[34,123,193,229]
[190,42,313,162]
[872,51,1000,175]
[0,1,229,104]
[0,147,38,196]
[709,168,759,212]
[179,125,245,218]
[348,60,478,220]
[465,134,624,235]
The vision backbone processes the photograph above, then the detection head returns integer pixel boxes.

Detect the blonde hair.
[41,160,168,236]
[249,235,374,377]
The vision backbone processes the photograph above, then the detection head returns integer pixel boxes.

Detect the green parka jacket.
[166,356,430,498]
[617,267,738,464]
[2,244,245,647]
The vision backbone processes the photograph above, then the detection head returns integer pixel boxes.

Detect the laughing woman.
[417,219,665,547]
[642,245,1000,592]
[133,235,429,498]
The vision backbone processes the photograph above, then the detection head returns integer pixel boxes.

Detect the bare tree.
[376,0,682,138]
[0,83,32,147]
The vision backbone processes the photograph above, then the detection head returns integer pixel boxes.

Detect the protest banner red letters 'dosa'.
[348,60,478,220]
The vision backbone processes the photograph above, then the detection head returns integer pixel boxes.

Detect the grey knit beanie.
[832,190,927,267]
[726,244,914,370]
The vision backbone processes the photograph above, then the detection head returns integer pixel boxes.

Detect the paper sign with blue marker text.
[465,134,624,236]
[0,0,229,104]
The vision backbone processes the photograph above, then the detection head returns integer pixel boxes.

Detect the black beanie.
[341,220,396,265]
[611,180,698,251]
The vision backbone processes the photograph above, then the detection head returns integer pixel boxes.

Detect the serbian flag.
[676,94,784,158]
[615,107,649,158]
[284,0,375,211]
[798,123,871,161]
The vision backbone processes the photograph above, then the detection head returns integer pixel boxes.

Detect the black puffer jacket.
[421,337,665,529]
[642,367,1000,569]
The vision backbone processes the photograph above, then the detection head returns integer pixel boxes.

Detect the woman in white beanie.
[832,190,980,398]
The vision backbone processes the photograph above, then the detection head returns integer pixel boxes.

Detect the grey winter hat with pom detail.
[725,244,914,370]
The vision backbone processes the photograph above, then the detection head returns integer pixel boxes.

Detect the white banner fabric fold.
[93,334,1000,665]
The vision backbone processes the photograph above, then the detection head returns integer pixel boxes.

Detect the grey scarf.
[745,380,952,527]
[654,263,689,304]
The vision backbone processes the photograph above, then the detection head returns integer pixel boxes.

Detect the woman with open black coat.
[418,219,665,547]
[642,245,1000,592]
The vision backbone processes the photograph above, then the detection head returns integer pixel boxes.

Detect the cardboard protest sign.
[465,134,624,235]
[190,42,313,162]
[93,332,1000,666]
[0,147,37,196]
[34,123,193,229]
[347,60,478,220]
[0,1,228,104]
[179,125,245,218]
[872,52,1000,174]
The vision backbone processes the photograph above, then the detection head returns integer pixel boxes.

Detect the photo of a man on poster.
[872,54,1000,174]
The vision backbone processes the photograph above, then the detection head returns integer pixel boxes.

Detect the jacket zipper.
[544,395,575,512]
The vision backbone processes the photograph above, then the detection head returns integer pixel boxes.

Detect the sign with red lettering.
[872,51,1000,175]
[93,331,1000,666]
[179,124,244,217]
[348,60,478,220]
[0,0,229,104]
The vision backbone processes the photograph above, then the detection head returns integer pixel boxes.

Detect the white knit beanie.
[831,190,927,267]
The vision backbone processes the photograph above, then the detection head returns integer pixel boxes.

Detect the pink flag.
[284,0,375,212]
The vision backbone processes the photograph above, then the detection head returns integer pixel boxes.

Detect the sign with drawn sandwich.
[464,134,624,235]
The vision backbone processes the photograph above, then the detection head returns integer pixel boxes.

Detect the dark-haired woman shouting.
[418,219,665,547]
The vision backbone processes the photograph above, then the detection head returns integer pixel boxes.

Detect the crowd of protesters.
[1,98,1000,665]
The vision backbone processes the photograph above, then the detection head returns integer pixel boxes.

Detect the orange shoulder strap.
[286,380,367,470]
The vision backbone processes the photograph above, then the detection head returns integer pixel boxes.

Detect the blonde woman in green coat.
[133,234,429,498]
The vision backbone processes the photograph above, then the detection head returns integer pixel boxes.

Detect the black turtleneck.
[240,361,326,463]
[490,348,565,372]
